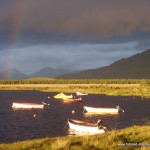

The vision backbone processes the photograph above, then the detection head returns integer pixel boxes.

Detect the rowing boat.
[62,97,82,103]
[12,102,45,109]
[76,92,88,96]
[54,93,73,99]
[84,106,124,114]
[68,119,106,134]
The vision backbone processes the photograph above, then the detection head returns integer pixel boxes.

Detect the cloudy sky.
[0,0,150,74]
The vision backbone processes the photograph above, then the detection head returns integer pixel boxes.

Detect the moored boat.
[54,93,73,99]
[84,106,124,114]
[62,97,82,103]
[68,119,106,134]
[12,102,46,109]
[76,91,88,96]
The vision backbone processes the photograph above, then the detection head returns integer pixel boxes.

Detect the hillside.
[0,68,76,80]
[1,49,150,80]
[56,49,150,79]
[0,68,28,80]
[29,67,74,77]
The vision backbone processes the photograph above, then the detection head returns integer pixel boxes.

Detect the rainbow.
[3,1,30,79]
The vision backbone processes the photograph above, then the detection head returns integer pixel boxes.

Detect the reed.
[0,125,149,150]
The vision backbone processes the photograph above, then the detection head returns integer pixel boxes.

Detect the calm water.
[0,90,149,143]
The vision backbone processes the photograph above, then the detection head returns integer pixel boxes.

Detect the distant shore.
[0,83,150,96]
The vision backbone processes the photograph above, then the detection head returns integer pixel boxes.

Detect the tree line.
[0,78,150,85]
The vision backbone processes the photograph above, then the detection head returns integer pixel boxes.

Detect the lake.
[0,90,149,143]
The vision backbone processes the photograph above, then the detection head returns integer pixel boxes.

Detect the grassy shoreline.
[0,125,149,150]
[0,83,150,96]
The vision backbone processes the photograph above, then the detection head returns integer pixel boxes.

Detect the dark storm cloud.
[0,0,150,39]
[0,0,150,74]
[0,42,138,74]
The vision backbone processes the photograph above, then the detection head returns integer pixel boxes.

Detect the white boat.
[76,92,88,96]
[84,106,124,114]
[12,102,45,109]
[54,93,73,99]
[68,119,106,134]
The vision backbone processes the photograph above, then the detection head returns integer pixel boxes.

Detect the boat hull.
[63,98,82,103]
[12,102,44,109]
[68,119,106,134]
[54,93,73,99]
[76,92,88,96]
[84,106,119,114]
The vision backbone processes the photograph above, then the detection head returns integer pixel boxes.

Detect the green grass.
[1,83,150,96]
[0,78,150,96]
[0,125,149,150]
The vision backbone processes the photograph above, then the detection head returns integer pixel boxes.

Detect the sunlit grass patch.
[1,126,149,150]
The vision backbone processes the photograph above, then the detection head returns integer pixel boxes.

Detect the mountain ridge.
[0,68,28,80]
[56,49,150,79]
[0,67,78,80]
[0,49,150,80]
[29,67,75,78]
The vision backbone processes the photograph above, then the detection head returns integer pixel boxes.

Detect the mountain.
[56,49,150,79]
[0,68,28,80]
[0,67,78,80]
[29,67,75,78]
